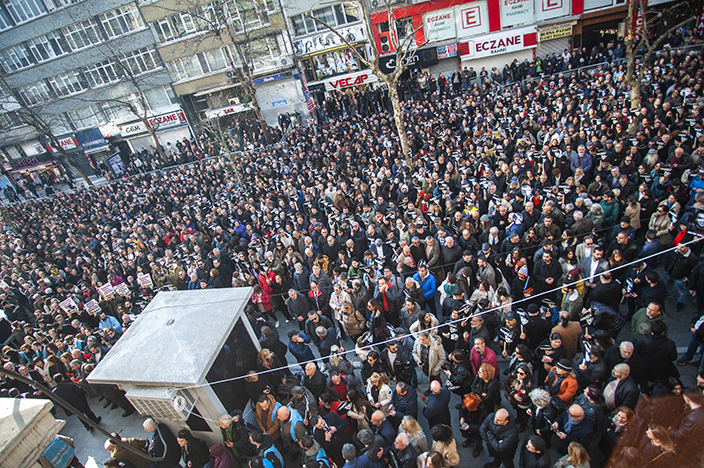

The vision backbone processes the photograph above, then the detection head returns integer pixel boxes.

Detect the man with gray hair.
[603,340,646,384]
[392,432,417,468]
[142,418,180,468]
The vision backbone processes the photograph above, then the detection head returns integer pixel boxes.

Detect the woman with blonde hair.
[366,372,392,411]
[326,344,354,376]
[639,425,676,468]
[398,415,428,454]
[553,441,590,468]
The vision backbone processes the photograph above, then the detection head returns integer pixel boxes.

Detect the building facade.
[0,0,182,182]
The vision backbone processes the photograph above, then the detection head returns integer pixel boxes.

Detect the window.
[120,47,159,75]
[3,0,46,24]
[62,19,102,50]
[27,31,70,62]
[0,44,33,72]
[225,0,270,33]
[0,8,13,30]
[18,81,52,105]
[0,111,23,130]
[47,70,88,97]
[168,49,226,81]
[67,105,101,130]
[395,17,414,42]
[83,59,121,87]
[51,115,72,135]
[153,12,197,43]
[144,85,176,110]
[99,4,143,38]
[311,7,334,31]
[245,37,280,69]
[47,0,80,9]
[290,3,359,37]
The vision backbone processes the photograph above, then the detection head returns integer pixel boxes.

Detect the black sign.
[9,152,54,170]
[379,47,439,75]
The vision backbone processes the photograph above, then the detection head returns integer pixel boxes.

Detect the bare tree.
[624,0,696,133]
[0,76,94,186]
[305,0,425,165]
[155,0,277,144]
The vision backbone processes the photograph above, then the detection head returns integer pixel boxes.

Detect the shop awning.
[204,103,251,119]
[193,82,241,97]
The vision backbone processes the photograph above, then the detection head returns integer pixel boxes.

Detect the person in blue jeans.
[676,313,704,368]
[663,243,698,311]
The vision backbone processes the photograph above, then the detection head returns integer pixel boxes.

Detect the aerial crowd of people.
[1,25,704,468]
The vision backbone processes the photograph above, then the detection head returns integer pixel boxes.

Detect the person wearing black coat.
[480,409,520,468]
[522,306,553,352]
[602,363,640,412]
[552,405,594,455]
[143,419,180,468]
[526,389,559,447]
[303,363,328,400]
[572,349,608,390]
[389,382,418,421]
[391,435,418,468]
[518,435,551,468]
[311,413,356,468]
[176,429,210,468]
[459,393,489,456]
[471,372,501,415]
[380,342,415,385]
[603,342,647,385]
[442,349,474,397]
[50,374,101,431]
[423,381,451,428]
[634,321,679,384]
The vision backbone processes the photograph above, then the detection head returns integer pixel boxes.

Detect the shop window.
[395,17,414,43]
[303,46,365,82]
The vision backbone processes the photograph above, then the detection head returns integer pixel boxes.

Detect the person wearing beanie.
[209,443,236,468]
[544,358,578,407]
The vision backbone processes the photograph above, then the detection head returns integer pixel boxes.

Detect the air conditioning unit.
[226,70,236,79]
[125,386,198,421]
[273,57,291,68]
[370,0,382,9]
[229,97,240,105]
[379,33,392,53]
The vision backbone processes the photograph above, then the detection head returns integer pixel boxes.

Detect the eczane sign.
[460,26,537,59]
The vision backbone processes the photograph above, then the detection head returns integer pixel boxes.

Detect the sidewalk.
[57,397,146,468]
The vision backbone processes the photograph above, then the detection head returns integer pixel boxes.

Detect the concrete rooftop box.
[87,287,260,443]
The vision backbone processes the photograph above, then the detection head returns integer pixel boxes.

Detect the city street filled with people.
[2,27,704,468]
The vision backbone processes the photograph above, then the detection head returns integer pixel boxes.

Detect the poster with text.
[500,0,534,28]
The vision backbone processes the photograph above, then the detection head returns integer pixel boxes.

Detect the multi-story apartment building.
[140,0,303,133]
[0,0,182,183]
[282,0,374,105]
[0,0,302,187]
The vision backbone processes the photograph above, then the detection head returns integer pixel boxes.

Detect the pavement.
[58,281,703,468]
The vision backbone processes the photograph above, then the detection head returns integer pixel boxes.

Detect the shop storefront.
[458,26,538,72]
[537,21,577,57]
[7,153,64,185]
[118,109,192,154]
[573,2,628,50]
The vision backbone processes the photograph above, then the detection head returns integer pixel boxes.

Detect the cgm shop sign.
[120,111,187,137]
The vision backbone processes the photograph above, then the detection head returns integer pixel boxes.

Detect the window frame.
[62,18,103,50]
[99,4,144,39]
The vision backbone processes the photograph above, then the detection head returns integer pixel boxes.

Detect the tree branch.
[304,12,370,68]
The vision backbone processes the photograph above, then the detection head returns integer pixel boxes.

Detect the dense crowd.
[2,26,704,468]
